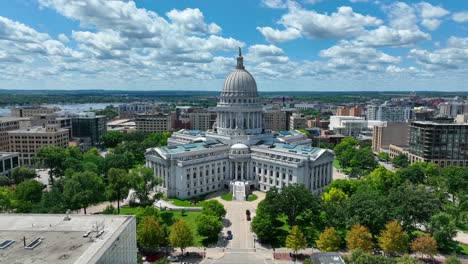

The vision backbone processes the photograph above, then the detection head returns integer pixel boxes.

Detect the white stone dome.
[231,143,249,150]
[221,48,257,98]
[221,69,257,97]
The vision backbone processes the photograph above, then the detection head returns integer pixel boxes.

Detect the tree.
[323,179,360,196]
[388,183,441,232]
[378,221,409,255]
[100,131,125,148]
[12,179,44,213]
[63,171,105,214]
[346,224,373,252]
[251,209,278,244]
[322,187,348,205]
[410,234,437,259]
[196,214,222,242]
[378,152,391,162]
[0,176,11,186]
[396,255,422,264]
[38,187,65,213]
[279,184,318,226]
[201,200,226,219]
[286,225,307,255]
[169,220,193,255]
[34,146,67,185]
[137,216,167,248]
[0,186,12,212]
[129,166,161,206]
[106,168,131,214]
[428,212,457,249]
[444,255,461,264]
[366,166,401,193]
[11,166,36,184]
[316,227,341,252]
[334,137,359,158]
[345,249,396,264]
[349,147,378,177]
[392,154,409,168]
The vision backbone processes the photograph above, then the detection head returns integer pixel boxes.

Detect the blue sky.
[0,0,467,91]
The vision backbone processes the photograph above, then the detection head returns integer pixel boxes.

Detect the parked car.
[226,230,233,240]
[246,214,251,221]
[167,256,179,262]
[246,210,251,216]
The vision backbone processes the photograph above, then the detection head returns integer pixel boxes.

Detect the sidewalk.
[455,231,468,245]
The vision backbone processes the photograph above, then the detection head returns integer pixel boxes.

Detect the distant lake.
[0,103,122,117]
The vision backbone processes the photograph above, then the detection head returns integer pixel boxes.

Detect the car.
[246,214,251,221]
[226,230,233,240]
[167,256,180,262]
[246,210,251,216]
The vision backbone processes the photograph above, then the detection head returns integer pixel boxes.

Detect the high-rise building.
[135,112,174,134]
[372,122,409,153]
[263,109,288,131]
[11,106,60,118]
[8,125,69,165]
[188,110,217,131]
[30,114,72,138]
[289,113,307,130]
[146,50,334,200]
[0,214,137,264]
[438,102,468,118]
[367,102,411,122]
[336,105,362,117]
[408,120,468,167]
[0,117,30,152]
[71,112,107,146]
[118,103,158,119]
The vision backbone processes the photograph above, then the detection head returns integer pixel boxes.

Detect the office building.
[11,106,60,118]
[372,122,409,153]
[8,125,69,166]
[289,113,307,130]
[0,117,30,152]
[329,116,367,137]
[336,105,362,117]
[0,152,19,176]
[146,50,334,200]
[408,120,468,167]
[71,112,107,146]
[263,109,288,132]
[135,112,174,134]
[118,103,158,119]
[189,110,217,131]
[0,214,137,264]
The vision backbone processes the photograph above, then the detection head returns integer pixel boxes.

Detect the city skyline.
[0,0,467,91]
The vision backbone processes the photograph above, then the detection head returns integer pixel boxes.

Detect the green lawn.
[457,222,468,233]
[221,192,233,201]
[163,193,214,207]
[119,206,204,246]
[247,194,258,201]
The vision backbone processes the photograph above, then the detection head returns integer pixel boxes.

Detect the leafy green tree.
[196,214,222,242]
[378,221,409,255]
[349,147,378,177]
[366,166,401,193]
[169,220,193,255]
[388,183,441,232]
[106,168,131,214]
[104,151,136,172]
[63,171,105,214]
[0,186,12,212]
[334,137,359,158]
[251,209,278,244]
[280,184,319,226]
[316,227,341,252]
[346,187,391,235]
[345,249,396,264]
[323,179,360,196]
[12,179,44,213]
[322,187,348,205]
[0,176,11,186]
[396,255,422,264]
[11,166,36,184]
[137,216,167,248]
[410,234,437,259]
[129,166,161,206]
[444,255,461,264]
[378,152,391,162]
[286,225,307,254]
[38,187,65,213]
[428,212,457,249]
[346,224,373,252]
[100,131,125,148]
[396,162,439,185]
[34,146,67,185]
[201,200,226,219]
[392,154,409,168]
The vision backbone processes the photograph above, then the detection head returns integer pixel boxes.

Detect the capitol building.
[145,49,334,200]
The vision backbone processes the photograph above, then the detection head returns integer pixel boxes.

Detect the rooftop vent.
[0,240,14,249]
[25,237,43,249]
